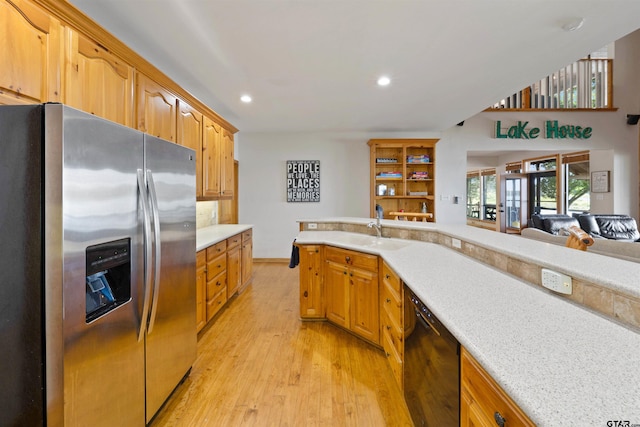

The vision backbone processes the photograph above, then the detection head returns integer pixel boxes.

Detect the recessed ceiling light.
[562,17,584,32]
[240,94,252,103]
[377,76,391,87]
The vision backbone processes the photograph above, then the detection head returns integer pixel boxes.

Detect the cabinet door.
[299,245,324,319]
[0,0,61,105]
[220,129,235,199]
[196,250,207,333]
[64,29,134,127]
[202,116,222,198]
[226,244,241,298]
[461,348,535,427]
[241,238,253,289]
[177,100,203,196]
[461,390,494,427]
[136,73,177,142]
[350,267,379,343]
[324,260,349,328]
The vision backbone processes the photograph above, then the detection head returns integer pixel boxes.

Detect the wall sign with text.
[287,160,320,202]
[494,120,593,140]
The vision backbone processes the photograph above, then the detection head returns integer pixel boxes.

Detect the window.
[467,169,496,221]
[563,152,590,215]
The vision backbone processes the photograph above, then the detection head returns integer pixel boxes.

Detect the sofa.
[529,213,640,241]
[523,213,640,262]
[528,214,581,236]
[577,214,640,241]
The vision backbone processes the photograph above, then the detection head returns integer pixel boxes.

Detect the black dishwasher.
[403,286,460,427]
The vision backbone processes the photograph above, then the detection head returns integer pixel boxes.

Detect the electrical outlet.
[451,238,462,249]
[541,268,572,295]
[307,223,317,229]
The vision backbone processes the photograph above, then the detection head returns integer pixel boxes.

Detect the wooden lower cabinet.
[380,260,404,389]
[241,229,253,290]
[461,347,535,427]
[298,244,324,319]
[324,246,379,344]
[206,242,227,321]
[196,228,253,333]
[226,233,241,298]
[195,250,207,333]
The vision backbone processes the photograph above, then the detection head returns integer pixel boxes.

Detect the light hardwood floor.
[151,262,413,426]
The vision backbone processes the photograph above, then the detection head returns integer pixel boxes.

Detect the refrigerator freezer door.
[54,105,146,426]
[143,135,197,422]
[0,105,46,426]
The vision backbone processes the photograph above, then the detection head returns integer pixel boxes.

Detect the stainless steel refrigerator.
[0,104,197,426]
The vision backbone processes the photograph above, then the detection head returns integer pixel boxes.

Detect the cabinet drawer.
[461,349,535,427]
[382,261,402,295]
[383,326,403,389]
[325,246,378,272]
[206,285,227,321]
[381,280,402,328]
[207,253,227,280]
[206,240,227,260]
[242,229,252,242]
[381,308,403,358]
[206,271,227,300]
[227,233,241,249]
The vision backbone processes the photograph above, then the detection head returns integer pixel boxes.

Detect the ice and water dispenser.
[85,238,132,322]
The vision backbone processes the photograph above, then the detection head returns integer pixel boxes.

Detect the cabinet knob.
[345,256,351,263]
[303,291,308,297]
[494,412,506,427]
[343,271,347,275]
[349,272,353,277]
[385,274,390,279]
[386,298,391,303]
[386,325,391,330]
[216,281,222,286]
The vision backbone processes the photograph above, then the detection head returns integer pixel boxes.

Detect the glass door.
[500,173,528,233]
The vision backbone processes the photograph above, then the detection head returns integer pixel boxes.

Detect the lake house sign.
[494,120,592,140]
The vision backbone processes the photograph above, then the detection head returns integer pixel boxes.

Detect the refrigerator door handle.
[146,169,162,334]
[137,169,153,342]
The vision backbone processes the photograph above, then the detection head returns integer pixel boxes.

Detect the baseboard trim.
[254,258,289,263]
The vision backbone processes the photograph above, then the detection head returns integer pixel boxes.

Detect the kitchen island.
[295,218,640,427]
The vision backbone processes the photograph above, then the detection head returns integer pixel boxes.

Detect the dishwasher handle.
[415,307,441,337]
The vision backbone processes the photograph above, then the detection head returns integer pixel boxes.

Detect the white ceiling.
[69,0,640,134]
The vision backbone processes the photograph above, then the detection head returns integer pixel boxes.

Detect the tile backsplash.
[196,201,218,228]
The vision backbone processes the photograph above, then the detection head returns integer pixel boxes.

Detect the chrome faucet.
[368,217,382,238]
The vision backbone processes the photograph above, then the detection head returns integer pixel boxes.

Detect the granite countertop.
[295,228,640,427]
[196,224,253,251]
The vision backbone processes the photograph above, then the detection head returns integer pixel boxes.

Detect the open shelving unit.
[368,139,438,221]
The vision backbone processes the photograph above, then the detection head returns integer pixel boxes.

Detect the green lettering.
[546,120,559,138]
[583,127,592,139]
[495,121,507,138]
[529,127,540,139]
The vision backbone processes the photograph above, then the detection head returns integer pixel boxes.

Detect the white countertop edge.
[296,217,640,299]
[196,224,253,251]
[294,229,640,426]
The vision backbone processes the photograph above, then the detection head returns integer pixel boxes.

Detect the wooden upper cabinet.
[136,72,177,142]
[221,129,235,199]
[63,29,134,127]
[202,116,222,198]
[177,100,204,196]
[0,0,61,105]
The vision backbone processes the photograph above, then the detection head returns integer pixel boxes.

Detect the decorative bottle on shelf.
[421,202,427,213]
